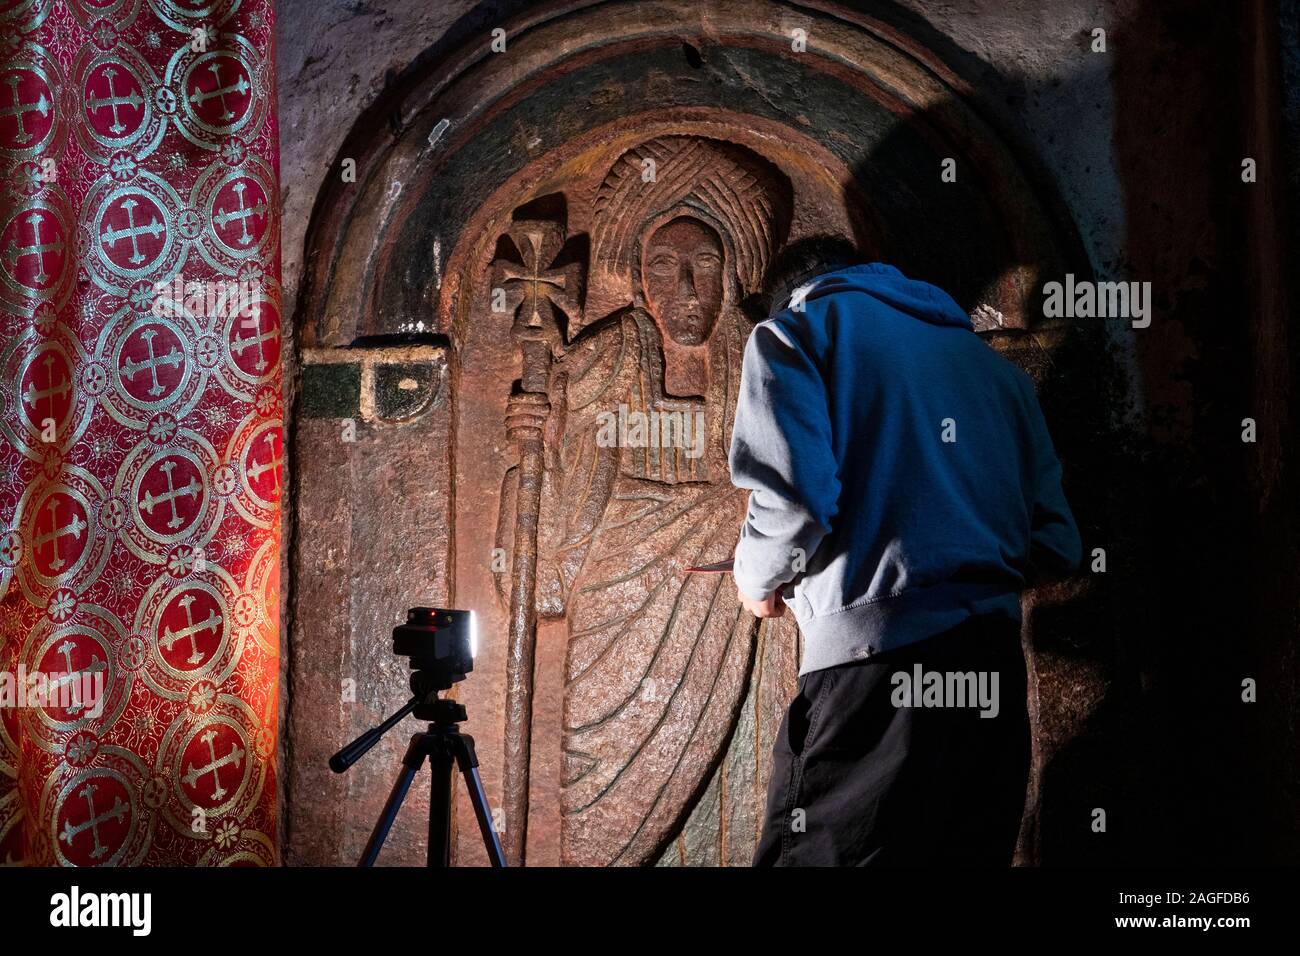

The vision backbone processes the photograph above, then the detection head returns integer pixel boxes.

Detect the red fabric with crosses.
[0,0,281,866]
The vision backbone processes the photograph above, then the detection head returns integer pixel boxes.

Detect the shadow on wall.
[849,0,1291,864]
[839,2,1126,865]
[1105,0,1291,864]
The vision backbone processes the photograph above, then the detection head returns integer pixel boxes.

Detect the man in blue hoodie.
[731,237,1081,866]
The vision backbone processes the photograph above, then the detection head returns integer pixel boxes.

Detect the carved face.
[641,217,725,346]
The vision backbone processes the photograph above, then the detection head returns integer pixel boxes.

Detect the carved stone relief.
[286,1,1092,868]
[484,136,792,864]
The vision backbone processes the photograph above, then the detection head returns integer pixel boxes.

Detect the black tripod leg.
[428,739,454,867]
[358,734,426,867]
[452,733,508,867]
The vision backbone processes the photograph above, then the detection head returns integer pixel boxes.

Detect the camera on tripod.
[395,607,476,688]
[329,606,505,867]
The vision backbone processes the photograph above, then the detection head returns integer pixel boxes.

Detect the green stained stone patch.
[301,362,360,418]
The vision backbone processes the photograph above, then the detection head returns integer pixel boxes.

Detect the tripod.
[331,693,507,867]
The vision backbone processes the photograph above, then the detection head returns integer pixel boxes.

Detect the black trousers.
[753,614,1030,866]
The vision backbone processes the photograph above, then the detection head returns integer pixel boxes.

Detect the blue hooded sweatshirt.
[729,263,1081,675]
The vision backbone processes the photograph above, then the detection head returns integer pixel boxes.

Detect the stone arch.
[293,0,1089,347]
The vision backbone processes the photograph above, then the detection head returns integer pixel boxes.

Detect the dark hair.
[762,234,861,316]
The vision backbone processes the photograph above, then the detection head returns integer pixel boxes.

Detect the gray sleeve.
[1024,388,1082,581]
[728,319,840,601]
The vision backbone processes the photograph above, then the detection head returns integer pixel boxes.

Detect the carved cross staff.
[490,218,581,866]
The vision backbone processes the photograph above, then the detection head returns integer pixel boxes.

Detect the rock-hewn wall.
[275,0,1298,865]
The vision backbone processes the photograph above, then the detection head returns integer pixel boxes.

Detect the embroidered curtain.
[1,0,282,865]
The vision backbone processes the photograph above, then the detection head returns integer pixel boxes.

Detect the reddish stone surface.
[285,351,451,865]
[284,1,1087,867]
[282,0,1300,866]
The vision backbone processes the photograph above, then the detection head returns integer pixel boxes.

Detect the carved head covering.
[591,136,792,309]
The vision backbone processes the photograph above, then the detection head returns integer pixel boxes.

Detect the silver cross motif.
[4,212,64,285]
[182,728,245,801]
[86,66,144,135]
[23,352,71,421]
[0,74,50,146]
[214,181,267,246]
[59,784,128,861]
[187,62,250,122]
[51,639,107,716]
[100,197,165,266]
[139,459,199,530]
[247,430,282,493]
[121,328,183,396]
[159,593,220,665]
[231,305,279,371]
[34,498,86,572]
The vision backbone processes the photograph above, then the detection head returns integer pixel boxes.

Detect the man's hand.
[738,584,786,618]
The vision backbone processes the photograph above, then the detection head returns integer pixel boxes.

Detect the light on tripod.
[328,606,506,867]
[392,607,475,689]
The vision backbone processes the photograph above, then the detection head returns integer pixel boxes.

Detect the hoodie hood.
[795,262,972,330]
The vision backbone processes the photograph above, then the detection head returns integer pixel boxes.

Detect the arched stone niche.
[287,0,1095,867]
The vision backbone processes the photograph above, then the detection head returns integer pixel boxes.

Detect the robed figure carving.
[496,136,792,865]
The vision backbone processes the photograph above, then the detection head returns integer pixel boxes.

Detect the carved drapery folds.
[488,137,791,865]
